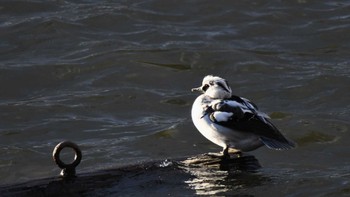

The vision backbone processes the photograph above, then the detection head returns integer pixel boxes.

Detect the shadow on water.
[0,153,270,196]
[179,153,270,196]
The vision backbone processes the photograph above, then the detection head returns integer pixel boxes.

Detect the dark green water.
[0,0,350,196]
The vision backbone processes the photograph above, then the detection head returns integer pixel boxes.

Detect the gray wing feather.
[206,97,296,150]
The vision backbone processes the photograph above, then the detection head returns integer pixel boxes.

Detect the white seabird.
[191,75,296,157]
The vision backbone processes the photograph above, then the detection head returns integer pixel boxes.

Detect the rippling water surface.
[1,0,350,195]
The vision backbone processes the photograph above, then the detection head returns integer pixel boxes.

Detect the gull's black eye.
[202,84,209,92]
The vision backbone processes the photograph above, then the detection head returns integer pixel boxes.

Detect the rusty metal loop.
[53,141,82,171]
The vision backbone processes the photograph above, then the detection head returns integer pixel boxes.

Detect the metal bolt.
[52,141,82,178]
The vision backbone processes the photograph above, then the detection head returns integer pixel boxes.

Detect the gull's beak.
[191,86,203,93]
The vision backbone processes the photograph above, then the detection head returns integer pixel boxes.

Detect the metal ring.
[53,141,82,169]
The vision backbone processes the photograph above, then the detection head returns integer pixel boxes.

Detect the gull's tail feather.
[260,137,296,150]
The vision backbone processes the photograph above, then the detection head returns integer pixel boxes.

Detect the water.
[0,0,350,195]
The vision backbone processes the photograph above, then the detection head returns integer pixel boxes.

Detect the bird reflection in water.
[179,153,269,196]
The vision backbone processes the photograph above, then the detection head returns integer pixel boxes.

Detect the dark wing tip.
[260,137,297,150]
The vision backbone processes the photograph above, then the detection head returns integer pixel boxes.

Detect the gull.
[191,75,296,158]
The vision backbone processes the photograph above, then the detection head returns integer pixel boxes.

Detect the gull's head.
[191,75,232,99]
